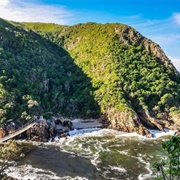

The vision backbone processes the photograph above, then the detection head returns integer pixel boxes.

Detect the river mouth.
[5,129,174,180]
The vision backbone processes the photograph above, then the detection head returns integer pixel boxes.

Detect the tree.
[152,134,180,180]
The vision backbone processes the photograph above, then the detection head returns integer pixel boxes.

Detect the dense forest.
[0,18,180,135]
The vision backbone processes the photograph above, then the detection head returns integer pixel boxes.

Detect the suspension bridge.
[0,119,35,143]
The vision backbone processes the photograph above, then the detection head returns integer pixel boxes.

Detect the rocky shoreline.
[1,115,180,143]
[0,117,103,143]
[0,117,103,179]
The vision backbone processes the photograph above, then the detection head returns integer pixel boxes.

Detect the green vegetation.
[0,18,100,125]
[152,135,180,179]
[0,18,180,134]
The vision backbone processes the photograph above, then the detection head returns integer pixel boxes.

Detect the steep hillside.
[23,22,180,135]
[0,18,100,125]
[1,19,180,135]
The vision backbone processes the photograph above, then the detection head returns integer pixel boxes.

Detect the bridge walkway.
[0,120,35,143]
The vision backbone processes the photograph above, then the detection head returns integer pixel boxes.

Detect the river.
[5,128,174,180]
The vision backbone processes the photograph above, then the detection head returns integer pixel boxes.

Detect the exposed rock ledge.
[71,119,103,129]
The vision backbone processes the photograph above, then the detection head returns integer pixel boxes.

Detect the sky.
[0,0,180,71]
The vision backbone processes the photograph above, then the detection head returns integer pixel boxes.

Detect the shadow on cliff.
[0,18,101,120]
[30,31,101,119]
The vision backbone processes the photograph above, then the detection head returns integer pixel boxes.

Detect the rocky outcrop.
[0,128,5,139]
[26,117,73,142]
[0,117,104,142]
[169,112,180,130]
[116,26,176,69]
[101,109,152,136]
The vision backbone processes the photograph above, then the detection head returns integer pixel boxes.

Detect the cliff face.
[1,19,180,135]
[117,26,176,69]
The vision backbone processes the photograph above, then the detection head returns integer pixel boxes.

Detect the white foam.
[68,128,101,136]
[118,132,142,137]
[53,127,174,141]
[148,128,175,138]
[5,164,88,180]
[138,173,154,180]
[71,128,125,138]
[108,165,127,173]
[117,150,129,156]
[5,164,60,180]
[115,128,175,139]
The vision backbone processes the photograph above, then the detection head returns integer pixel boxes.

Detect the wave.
[5,164,60,180]
[67,128,175,139]
[5,164,88,180]
[148,128,175,138]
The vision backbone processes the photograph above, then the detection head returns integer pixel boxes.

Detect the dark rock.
[25,117,73,142]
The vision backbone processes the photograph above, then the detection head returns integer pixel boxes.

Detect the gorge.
[0,18,180,137]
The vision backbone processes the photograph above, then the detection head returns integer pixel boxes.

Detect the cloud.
[150,34,180,45]
[0,0,9,7]
[169,56,180,71]
[173,13,180,25]
[0,0,75,24]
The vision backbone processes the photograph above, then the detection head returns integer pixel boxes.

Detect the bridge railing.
[18,118,36,130]
[0,117,36,140]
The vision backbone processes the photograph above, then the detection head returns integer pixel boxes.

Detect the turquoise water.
[5,129,173,180]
